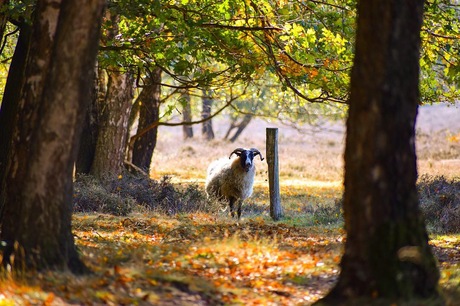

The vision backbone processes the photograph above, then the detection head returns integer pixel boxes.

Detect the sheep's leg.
[229,197,235,218]
[237,200,243,220]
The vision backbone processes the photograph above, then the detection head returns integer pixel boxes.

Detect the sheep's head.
[229,148,264,172]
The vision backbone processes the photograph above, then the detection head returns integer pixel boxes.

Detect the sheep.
[205,147,264,219]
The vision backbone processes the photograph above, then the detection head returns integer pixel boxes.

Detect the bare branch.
[423,29,459,40]
[199,23,283,31]
[126,84,250,160]
[0,27,20,56]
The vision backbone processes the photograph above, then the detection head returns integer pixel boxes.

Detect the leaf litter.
[0,213,459,305]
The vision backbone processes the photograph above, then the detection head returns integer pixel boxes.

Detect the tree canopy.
[100,0,458,116]
[1,0,458,124]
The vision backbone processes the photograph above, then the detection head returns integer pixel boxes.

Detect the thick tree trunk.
[182,90,194,139]
[91,70,134,178]
[0,24,31,196]
[201,89,214,140]
[75,65,100,174]
[319,0,440,303]
[132,67,162,171]
[0,0,105,273]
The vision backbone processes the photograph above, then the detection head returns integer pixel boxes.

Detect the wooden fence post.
[266,128,282,221]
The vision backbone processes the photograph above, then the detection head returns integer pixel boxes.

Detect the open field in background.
[151,102,460,220]
[152,103,460,183]
[2,103,459,305]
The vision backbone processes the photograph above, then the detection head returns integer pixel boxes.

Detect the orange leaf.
[44,293,55,306]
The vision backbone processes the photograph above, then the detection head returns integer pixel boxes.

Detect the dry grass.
[151,117,345,186]
[152,103,459,184]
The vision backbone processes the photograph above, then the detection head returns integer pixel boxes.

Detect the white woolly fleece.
[205,156,255,201]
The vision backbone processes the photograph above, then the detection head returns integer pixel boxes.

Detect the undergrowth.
[418,175,460,233]
[74,173,220,216]
[73,172,344,226]
[74,173,460,234]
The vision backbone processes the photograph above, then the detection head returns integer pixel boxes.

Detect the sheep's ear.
[250,148,264,161]
[229,148,244,159]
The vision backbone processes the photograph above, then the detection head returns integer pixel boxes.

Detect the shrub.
[418,175,460,233]
[302,200,343,225]
[73,173,217,216]
[330,176,459,232]
[73,174,134,216]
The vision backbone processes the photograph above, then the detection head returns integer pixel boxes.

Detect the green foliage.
[2,0,458,124]
[100,0,356,126]
[0,24,20,102]
[3,0,35,24]
[421,0,460,103]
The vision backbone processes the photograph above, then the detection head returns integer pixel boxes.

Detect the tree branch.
[423,29,459,40]
[0,27,20,56]
[126,84,249,161]
[199,23,283,31]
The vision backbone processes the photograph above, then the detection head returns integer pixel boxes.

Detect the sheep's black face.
[238,150,254,172]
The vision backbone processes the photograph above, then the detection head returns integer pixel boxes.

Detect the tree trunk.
[132,67,162,171]
[0,23,31,197]
[318,0,441,303]
[229,114,252,143]
[224,114,252,143]
[0,0,105,273]
[224,116,238,140]
[201,89,214,140]
[91,70,134,178]
[75,65,100,174]
[182,90,194,139]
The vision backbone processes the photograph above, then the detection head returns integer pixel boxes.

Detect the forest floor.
[1,103,459,305]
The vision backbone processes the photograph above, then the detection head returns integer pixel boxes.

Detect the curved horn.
[229,148,245,159]
[250,148,264,161]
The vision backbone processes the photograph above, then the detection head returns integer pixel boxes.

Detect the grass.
[1,117,459,305]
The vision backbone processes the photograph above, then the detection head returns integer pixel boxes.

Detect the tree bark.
[1,0,57,218]
[0,0,105,273]
[182,90,194,139]
[318,0,441,303]
[75,64,100,174]
[201,89,214,140]
[0,23,31,197]
[91,70,134,178]
[132,67,162,171]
